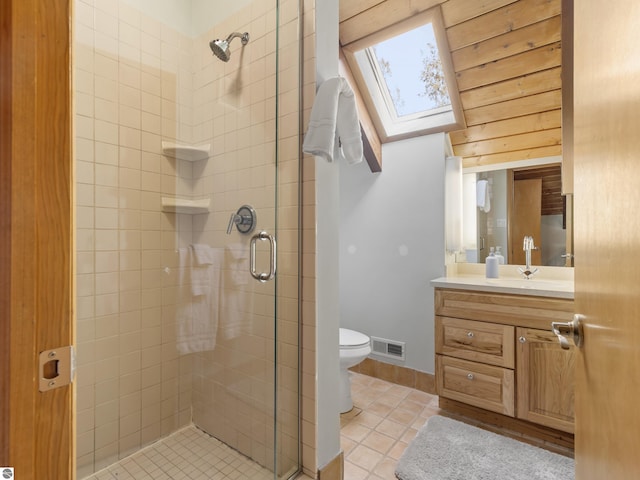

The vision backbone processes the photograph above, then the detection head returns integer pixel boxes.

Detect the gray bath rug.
[395,415,574,480]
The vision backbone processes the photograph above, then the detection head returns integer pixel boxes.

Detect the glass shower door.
[73,0,300,478]
[186,1,300,477]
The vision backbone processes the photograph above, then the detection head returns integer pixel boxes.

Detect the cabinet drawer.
[435,289,574,330]
[436,355,515,416]
[436,317,515,368]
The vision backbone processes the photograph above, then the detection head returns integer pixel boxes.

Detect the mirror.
[459,161,573,267]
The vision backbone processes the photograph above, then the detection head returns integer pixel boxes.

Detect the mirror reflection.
[460,163,573,267]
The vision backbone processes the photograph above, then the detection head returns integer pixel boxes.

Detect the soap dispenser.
[486,247,499,278]
[495,246,505,265]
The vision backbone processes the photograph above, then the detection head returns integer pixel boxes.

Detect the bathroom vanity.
[431,270,575,449]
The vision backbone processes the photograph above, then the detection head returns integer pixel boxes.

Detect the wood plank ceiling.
[339,0,563,169]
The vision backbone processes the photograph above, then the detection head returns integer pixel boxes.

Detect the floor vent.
[370,336,405,361]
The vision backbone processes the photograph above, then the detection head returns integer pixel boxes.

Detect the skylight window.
[370,23,450,118]
[343,8,465,142]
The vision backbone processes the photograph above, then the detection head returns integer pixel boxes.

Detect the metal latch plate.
[39,346,75,392]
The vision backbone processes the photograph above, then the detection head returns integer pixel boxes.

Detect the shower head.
[209,32,250,62]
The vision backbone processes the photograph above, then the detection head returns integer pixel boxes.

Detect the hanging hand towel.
[176,246,222,355]
[221,243,250,340]
[191,243,214,265]
[302,77,363,165]
[190,244,213,296]
[476,179,491,213]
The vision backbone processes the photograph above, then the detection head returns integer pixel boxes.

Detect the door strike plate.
[39,346,75,392]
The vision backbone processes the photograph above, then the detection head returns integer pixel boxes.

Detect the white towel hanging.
[476,179,491,213]
[302,77,363,165]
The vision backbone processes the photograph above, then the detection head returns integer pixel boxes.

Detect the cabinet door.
[516,327,575,433]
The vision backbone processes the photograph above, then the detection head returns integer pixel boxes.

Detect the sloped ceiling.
[339,0,563,169]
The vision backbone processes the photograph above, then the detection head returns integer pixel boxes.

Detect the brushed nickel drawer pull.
[467,373,474,380]
[519,336,526,343]
[467,332,474,338]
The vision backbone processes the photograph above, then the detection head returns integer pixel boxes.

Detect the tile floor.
[341,372,441,480]
[83,372,438,480]
[83,426,275,480]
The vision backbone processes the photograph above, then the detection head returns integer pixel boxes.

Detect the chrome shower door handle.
[250,231,276,282]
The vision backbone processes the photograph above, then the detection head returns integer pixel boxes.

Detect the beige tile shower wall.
[75,0,308,477]
[74,0,196,477]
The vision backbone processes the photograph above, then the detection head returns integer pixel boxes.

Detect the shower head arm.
[226,32,250,45]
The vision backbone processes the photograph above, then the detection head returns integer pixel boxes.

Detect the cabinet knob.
[467,332,474,338]
[519,336,526,343]
[467,373,474,380]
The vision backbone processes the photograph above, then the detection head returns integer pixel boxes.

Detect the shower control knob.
[226,205,256,234]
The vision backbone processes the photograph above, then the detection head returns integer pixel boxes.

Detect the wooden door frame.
[0,0,74,477]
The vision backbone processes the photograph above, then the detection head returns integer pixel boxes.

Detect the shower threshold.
[83,424,273,480]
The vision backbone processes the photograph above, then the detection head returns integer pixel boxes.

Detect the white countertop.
[431,264,574,299]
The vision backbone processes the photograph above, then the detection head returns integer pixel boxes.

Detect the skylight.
[370,23,450,118]
[343,8,465,142]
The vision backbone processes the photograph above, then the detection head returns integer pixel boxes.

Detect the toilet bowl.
[339,328,371,413]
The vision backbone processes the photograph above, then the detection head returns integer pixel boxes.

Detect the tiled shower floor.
[84,425,274,480]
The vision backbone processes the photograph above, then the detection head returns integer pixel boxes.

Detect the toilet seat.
[340,328,370,349]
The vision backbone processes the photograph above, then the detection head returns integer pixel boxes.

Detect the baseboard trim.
[350,358,436,394]
[439,398,575,455]
[317,451,343,480]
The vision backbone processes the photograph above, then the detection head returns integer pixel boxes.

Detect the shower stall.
[73,0,302,478]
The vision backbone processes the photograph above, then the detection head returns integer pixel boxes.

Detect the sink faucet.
[519,235,539,279]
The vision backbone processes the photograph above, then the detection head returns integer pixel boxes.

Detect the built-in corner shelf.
[161,142,210,161]
[161,197,210,214]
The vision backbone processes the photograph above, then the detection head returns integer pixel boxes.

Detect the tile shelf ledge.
[161,197,210,214]
[161,141,210,161]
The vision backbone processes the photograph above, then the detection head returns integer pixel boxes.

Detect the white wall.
[339,134,446,374]
[314,0,342,471]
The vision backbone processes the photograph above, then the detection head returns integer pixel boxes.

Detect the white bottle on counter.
[495,246,505,265]
[486,247,499,278]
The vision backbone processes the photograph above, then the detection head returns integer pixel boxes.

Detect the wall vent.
[370,336,405,361]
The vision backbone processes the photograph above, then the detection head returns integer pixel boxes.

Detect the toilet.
[339,328,372,413]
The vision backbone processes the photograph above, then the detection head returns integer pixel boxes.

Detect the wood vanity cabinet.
[435,288,576,437]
